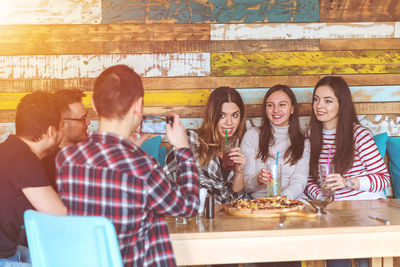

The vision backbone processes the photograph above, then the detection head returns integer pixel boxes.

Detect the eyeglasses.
[64,114,89,123]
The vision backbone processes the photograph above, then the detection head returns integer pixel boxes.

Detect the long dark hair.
[197,87,246,166]
[307,76,359,181]
[257,85,305,165]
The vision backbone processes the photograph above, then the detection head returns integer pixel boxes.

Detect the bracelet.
[345,178,355,189]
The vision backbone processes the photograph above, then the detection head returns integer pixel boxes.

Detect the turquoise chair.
[140,135,168,167]
[24,210,123,267]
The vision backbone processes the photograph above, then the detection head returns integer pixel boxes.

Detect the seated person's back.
[56,65,200,267]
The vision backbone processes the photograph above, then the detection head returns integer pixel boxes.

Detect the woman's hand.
[257,168,272,186]
[325,174,359,191]
[229,147,246,173]
[324,173,346,191]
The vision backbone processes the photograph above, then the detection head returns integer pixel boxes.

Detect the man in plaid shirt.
[56,65,200,266]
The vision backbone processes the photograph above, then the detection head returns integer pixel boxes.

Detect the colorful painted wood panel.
[211,51,400,77]
[0,0,101,24]
[320,0,400,22]
[1,86,399,113]
[211,22,396,40]
[0,53,210,79]
[102,0,319,24]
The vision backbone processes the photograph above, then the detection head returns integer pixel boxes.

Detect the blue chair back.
[24,210,123,267]
[140,135,162,161]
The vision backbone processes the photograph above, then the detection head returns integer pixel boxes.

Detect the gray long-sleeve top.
[240,125,310,200]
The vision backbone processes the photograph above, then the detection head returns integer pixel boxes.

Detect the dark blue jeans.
[0,246,31,267]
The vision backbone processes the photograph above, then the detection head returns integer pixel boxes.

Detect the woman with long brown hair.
[241,84,310,200]
[164,87,247,204]
[305,76,390,201]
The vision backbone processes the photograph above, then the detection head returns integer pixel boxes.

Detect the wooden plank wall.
[0,0,400,143]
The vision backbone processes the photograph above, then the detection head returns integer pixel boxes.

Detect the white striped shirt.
[305,124,390,200]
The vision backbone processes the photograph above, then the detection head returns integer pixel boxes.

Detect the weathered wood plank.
[0,24,210,44]
[211,51,400,76]
[395,22,400,38]
[211,23,395,40]
[0,39,320,56]
[0,53,210,79]
[1,102,398,124]
[320,0,400,22]
[0,0,101,24]
[2,86,399,110]
[3,74,400,92]
[102,0,319,24]
[320,39,400,51]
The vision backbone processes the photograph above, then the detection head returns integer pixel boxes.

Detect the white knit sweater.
[241,125,310,200]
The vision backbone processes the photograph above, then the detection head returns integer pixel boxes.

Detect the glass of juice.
[222,145,236,171]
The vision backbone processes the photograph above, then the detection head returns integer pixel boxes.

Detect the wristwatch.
[345,178,355,189]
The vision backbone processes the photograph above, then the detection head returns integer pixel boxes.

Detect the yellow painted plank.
[211,51,400,76]
[0,90,212,110]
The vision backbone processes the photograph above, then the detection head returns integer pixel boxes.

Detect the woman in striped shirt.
[305,76,390,201]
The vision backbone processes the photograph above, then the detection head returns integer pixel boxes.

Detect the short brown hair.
[93,65,144,119]
[16,91,62,141]
[54,89,86,115]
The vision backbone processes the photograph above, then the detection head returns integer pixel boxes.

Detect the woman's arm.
[325,126,390,192]
[305,177,322,200]
[353,127,390,192]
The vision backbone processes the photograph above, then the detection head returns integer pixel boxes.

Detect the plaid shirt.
[56,132,199,267]
[164,129,245,204]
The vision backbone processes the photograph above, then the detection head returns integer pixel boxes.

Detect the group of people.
[166,76,389,206]
[0,64,389,267]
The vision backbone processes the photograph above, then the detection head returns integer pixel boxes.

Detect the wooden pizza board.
[224,205,318,218]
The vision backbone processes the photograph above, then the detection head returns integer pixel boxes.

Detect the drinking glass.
[265,163,282,196]
[318,164,335,200]
[175,217,189,225]
[222,144,236,171]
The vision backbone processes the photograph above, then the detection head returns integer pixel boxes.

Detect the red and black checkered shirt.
[56,132,199,267]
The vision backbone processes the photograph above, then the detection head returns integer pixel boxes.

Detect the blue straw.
[273,151,279,196]
[275,151,279,167]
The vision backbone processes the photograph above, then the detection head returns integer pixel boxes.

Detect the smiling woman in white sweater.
[241,85,310,201]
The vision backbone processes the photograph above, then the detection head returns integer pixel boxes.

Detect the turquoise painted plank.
[102,0,319,24]
[235,86,400,104]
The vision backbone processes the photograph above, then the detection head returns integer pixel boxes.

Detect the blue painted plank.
[102,0,319,24]
[235,85,400,104]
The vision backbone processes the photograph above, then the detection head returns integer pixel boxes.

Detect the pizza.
[224,196,313,218]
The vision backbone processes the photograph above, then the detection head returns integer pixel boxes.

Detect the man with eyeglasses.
[42,89,90,191]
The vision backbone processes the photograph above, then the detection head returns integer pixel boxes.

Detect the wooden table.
[167,199,400,266]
